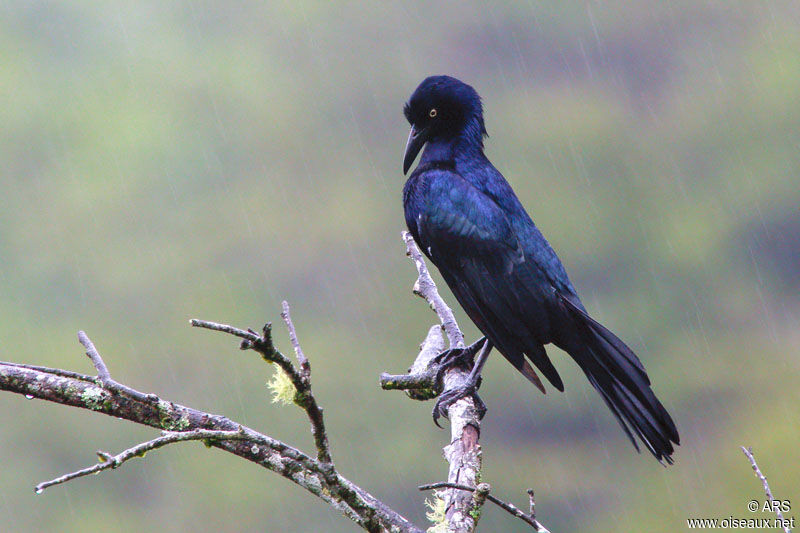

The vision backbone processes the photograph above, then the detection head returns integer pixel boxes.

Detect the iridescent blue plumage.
[402,75,679,463]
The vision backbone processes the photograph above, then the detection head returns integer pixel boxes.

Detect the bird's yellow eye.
[429,108,437,118]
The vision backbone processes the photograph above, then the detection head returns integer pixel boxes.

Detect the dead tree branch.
[1,322,421,533]
[741,446,791,533]
[381,232,549,532]
[381,232,482,532]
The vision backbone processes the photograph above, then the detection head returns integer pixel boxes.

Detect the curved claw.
[431,383,486,427]
[432,403,445,428]
[431,389,458,427]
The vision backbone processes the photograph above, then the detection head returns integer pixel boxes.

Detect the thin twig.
[0,361,94,382]
[741,446,790,533]
[278,304,331,464]
[281,301,310,378]
[527,489,537,522]
[419,483,551,532]
[191,319,298,385]
[76,332,158,403]
[78,330,111,382]
[36,429,248,493]
[192,310,332,465]
[189,319,261,343]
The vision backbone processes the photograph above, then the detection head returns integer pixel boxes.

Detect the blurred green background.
[1,1,798,531]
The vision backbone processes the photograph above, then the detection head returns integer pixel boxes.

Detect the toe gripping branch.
[431,337,491,427]
[380,331,490,426]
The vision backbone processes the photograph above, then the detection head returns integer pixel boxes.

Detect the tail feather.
[613,381,675,463]
[558,293,679,463]
[585,373,640,453]
[521,360,547,394]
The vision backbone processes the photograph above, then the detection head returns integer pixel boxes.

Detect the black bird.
[402,75,679,464]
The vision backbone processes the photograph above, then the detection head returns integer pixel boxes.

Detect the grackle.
[402,75,679,463]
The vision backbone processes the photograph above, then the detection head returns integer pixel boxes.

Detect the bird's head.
[402,75,487,174]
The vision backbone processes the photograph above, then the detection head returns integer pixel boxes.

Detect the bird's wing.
[476,170,580,299]
[407,168,563,391]
[406,167,678,462]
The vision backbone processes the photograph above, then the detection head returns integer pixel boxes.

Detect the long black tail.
[558,294,680,464]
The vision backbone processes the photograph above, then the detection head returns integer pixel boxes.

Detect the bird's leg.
[432,340,493,427]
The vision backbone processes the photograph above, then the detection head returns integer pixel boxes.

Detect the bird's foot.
[429,336,489,427]
[431,376,486,427]
[431,336,487,374]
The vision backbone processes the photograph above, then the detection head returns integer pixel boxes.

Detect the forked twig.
[77,330,158,403]
[36,428,249,493]
[192,303,331,465]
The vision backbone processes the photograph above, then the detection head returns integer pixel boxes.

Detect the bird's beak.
[403,125,428,175]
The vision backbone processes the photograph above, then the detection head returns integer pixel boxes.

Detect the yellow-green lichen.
[158,399,171,429]
[425,495,447,533]
[156,399,190,430]
[267,367,296,405]
[81,387,107,411]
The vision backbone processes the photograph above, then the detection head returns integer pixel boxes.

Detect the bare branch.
[194,311,332,465]
[380,325,444,400]
[419,483,551,532]
[1,324,421,533]
[741,446,790,533]
[403,231,464,350]
[388,233,489,532]
[75,332,158,403]
[78,330,111,382]
[189,319,260,343]
[386,233,552,533]
[440,369,483,532]
[1,233,556,532]
[281,300,311,377]
[36,428,249,493]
